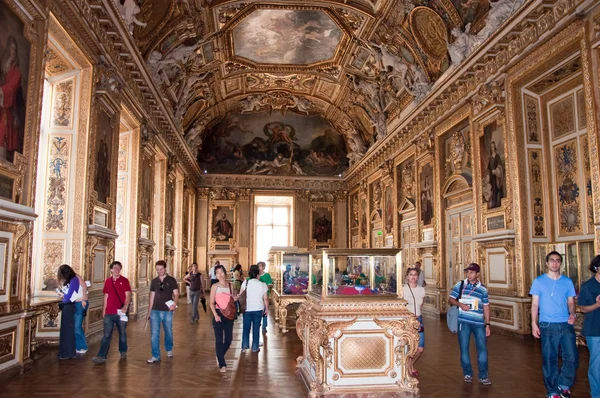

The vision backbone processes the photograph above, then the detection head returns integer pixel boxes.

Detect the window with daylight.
[254,196,294,269]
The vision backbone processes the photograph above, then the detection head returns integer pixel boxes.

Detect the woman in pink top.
[210,264,235,372]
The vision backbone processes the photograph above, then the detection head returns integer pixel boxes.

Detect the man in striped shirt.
[449,263,492,386]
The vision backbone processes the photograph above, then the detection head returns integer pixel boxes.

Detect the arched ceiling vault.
[121,0,523,175]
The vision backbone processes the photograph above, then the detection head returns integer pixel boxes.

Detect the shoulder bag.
[111,279,131,316]
[238,280,248,314]
[219,283,237,320]
[446,280,465,334]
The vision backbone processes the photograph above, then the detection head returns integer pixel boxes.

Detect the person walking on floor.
[530,250,578,398]
[239,264,269,353]
[209,261,219,286]
[185,265,192,304]
[183,262,204,324]
[257,261,273,333]
[147,260,179,363]
[579,255,600,398]
[92,261,131,364]
[403,267,425,377]
[74,272,88,355]
[210,264,236,372]
[56,264,80,360]
[448,262,492,386]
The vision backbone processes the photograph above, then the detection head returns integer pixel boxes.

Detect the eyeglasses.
[159,282,164,291]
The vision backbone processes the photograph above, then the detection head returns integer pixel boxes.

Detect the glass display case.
[268,246,310,332]
[297,248,419,396]
[308,248,402,298]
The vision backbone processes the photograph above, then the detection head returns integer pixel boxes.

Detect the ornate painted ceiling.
[119,0,524,176]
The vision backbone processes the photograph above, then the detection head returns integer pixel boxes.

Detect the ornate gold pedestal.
[296,295,420,397]
[275,293,305,333]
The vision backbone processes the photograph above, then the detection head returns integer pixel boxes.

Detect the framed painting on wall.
[479,120,506,210]
[94,107,114,205]
[419,163,433,226]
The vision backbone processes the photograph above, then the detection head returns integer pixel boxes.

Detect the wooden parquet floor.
[2,303,593,398]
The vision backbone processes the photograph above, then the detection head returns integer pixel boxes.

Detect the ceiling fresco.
[198,111,348,176]
[232,9,343,65]
[122,0,526,176]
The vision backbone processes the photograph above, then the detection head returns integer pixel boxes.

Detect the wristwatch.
[485,323,491,326]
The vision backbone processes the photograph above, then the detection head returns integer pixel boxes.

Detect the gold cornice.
[345,0,587,186]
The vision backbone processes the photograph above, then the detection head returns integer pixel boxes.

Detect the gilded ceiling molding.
[64,0,203,182]
[200,175,344,191]
[346,0,587,186]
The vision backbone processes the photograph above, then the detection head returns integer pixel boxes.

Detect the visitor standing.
[414,261,427,287]
[57,264,79,360]
[183,262,204,324]
[257,261,273,332]
[448,263,492,385]
[530,250,578,398]
[240,264,269,353]
[147,260,179,363]
[210,264,235,372]
[74,273,88,354]
[209,261,219,286]
[579,255,600,398]
[92,261,131,364]
[403,267,425,377]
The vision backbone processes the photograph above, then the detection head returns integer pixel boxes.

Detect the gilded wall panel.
[581,136,593,232]
[550,95,576,140]
[50,77,75,129]
[41,240,65,292]
[115,176,126,237]
[576,89,587,130]
[553,139,583,236]
[44,135,71,232]
[0,238,8,297]
[528,149,546,237]
[118,135,128,172]
[524,94,541,143]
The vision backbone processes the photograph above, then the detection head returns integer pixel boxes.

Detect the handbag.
[238,280,247,314]
[447,280,465,333]
[218,283,237,320]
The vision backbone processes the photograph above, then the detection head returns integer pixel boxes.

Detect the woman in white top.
[238,264,269,353]
[402,267,425,378]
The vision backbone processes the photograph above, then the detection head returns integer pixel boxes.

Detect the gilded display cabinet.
[296,249,419,397]
[269,246,309,333]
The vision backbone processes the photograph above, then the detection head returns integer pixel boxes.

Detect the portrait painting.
[384,185,393,234]
[165,179,175,232]
[480,120,505,209]
[182,193,189,245]
[0,2,31,161]
[420,163,434,226]
[198,111,348,176]
[233,9,342,65]
[312,207,332,243]
[140,155,153,221]
[212,207,234,241]
[94,109,113,204]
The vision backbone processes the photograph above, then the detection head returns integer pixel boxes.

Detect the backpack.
[447,280,465,333]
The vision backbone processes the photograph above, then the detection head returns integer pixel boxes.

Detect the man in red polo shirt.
[92,261,131,364]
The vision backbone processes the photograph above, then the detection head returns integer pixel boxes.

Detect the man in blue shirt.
[530,251,578,398]
[578,255,600,398]
[448,263,491,385]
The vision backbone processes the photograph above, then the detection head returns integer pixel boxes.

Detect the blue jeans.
[262,314,268,329]
[587,336,600,398]
[189,290,200,321]
[242,310,263,351]
[74,301,88,351]
[150,310,173,359]
[96,314,127,358]
[540,321,578,394]
[458,321,488,379]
